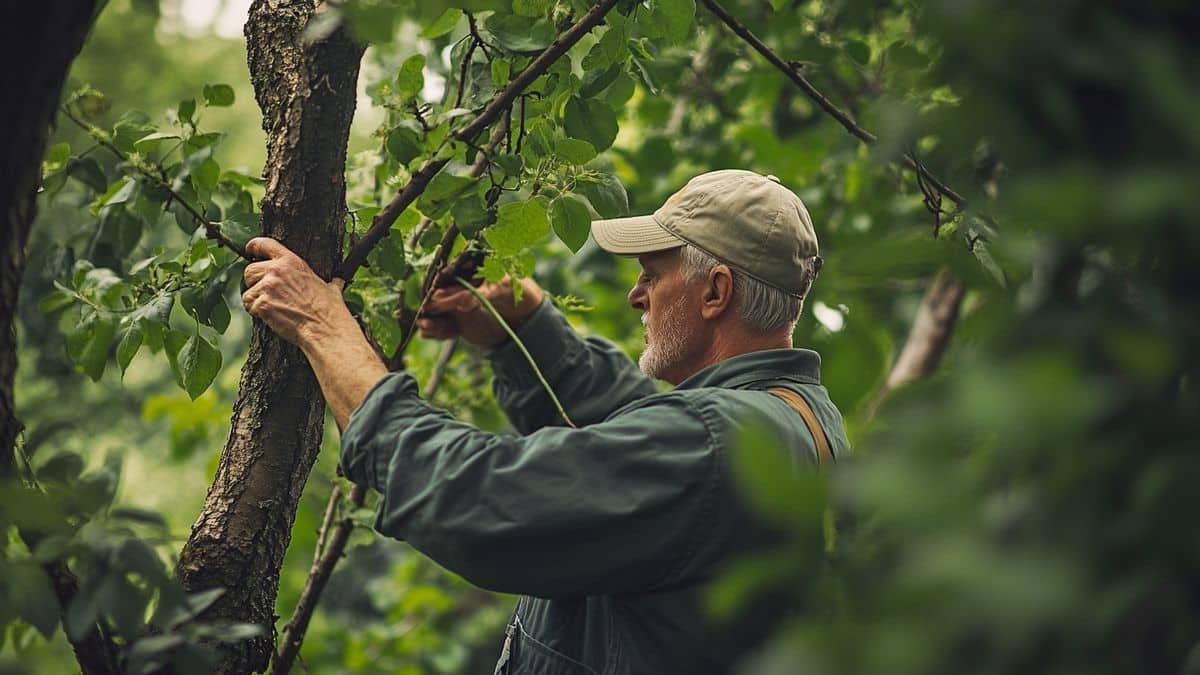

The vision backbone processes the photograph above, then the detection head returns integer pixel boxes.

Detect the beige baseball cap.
[591,169,821,297]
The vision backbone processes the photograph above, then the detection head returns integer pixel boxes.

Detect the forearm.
[298,312,389,430]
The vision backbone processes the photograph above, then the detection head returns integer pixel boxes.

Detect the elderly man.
[242,169,848,674]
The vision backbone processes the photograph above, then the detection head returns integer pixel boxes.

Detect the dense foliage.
[2,0,1196,673]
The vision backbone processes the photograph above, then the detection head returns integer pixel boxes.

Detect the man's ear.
[700,265,735,320]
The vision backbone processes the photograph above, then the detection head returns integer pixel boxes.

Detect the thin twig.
[59,104,254,260]
[337,0,620,281]
[700,0,966,209]
[423,339,459,400]
[453,275,577,428]
[271,484,366,675]
[454,37,478,109]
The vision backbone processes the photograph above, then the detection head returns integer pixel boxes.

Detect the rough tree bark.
[2,6,125,674]
[173,2,364,673]
[1,3,98,472]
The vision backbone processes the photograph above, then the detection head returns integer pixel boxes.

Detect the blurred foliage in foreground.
[3,0,1199,673]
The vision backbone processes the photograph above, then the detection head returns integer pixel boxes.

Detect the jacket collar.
[675,348,822,390]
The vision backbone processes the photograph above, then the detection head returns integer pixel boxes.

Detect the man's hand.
[241,237,356,348]
[417,277,545,348]
[240,236,387,430]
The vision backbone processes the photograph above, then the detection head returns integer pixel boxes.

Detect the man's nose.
[627,283,647,311]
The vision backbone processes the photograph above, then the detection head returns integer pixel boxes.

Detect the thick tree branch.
[867,269,966,417]
[337,0,621,281]
[700,0,966,209]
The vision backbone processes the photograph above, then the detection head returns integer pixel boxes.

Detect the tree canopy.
[2,0,1197,673]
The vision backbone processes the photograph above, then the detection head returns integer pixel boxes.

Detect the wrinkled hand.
[241,237,356,347]
[417,276,544,348]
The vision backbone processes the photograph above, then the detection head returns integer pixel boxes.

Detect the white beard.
[638,295,692,380]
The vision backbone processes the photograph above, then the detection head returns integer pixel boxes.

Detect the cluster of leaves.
[0,455,259,674]
[39,86,258,399]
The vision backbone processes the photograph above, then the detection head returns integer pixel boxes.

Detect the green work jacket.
[340,301,849,674]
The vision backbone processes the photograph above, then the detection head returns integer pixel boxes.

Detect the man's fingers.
[416,316,459,340]
[424,287,478,315]
[332,278,346,291]
[243,261,271,288]
[245,236,293,261]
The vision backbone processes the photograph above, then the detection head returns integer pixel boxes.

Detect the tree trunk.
[174,2,363,673]
[2,5,124,674]
[1,3,99,473]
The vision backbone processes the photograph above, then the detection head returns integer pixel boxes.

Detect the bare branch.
[867,269,966,418]
[700,0,967,209]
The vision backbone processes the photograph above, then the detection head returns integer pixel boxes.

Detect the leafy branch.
[336,0,621,281]
[701,0,967,210]
[58,102,254,261]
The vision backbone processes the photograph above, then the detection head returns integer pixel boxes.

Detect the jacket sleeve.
[340,372,723,598]
[487,299,658,433]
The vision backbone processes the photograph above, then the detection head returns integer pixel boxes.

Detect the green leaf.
[512,0,552,16]
[218,212,260,250]
[202,83,235,107]
[395,54,426,100]
[103,178,138,207]
[490,59,511,86]
[45,141,71,167]
[177,98,196,125]
[39,290,76,315]
[654,0,695,43]
[367,235,408,277]
[551,194,593,252]
[485,198,551,256]
[580,64,623,98]
[416,173,477,220]
[8,562,59,639]
[110,507,168,529]
[575,173,629,218]
[484,14,554,52]
[563,96,618,152]
[386,127,422,164]
[886,40,929,70]
[193,157,221,191]
[845,39,871,64]
[67,157,107,193]
[420,8,462,38]
[451,194,491,236]
[582,18,628,71]
[112,120,154,154]
[133,131,180,154]
[768,0,790,10]
[67,314,118,381]
[117,322,144,376]
[555,137,597,165]
[39,451,85,484]
[174,332,221,400]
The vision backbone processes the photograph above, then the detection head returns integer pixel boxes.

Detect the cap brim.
[591,214,684,255]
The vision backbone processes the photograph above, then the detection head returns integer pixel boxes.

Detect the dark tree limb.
[173,2,365,673]
[867,269,966,417]
[337,0,621,281]
[2,4,122,674]
[700,0,967,209]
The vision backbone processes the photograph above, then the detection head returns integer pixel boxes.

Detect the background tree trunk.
[1,3,99,473]
[174,2,363,672]
[2,5,124,674]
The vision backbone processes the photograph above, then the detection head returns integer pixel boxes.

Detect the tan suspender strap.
[767,387,834,465]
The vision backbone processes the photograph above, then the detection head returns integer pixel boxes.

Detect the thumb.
[332,278,346,291]
[245,236,293,261]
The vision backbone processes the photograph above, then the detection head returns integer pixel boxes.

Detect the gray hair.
[679,244,814,333]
